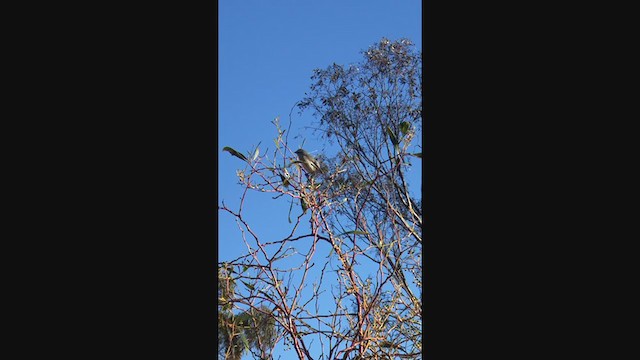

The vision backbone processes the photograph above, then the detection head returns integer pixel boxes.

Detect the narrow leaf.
[380,340,401,349]
[411,152,422,158]
[241,281,255,291]
[386,126,399,146]
[338,230,369,236]
[222,146,248,162]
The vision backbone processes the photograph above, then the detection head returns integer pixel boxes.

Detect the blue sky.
[219,1,421,358]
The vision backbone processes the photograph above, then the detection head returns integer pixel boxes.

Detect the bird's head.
[295,149,308,158]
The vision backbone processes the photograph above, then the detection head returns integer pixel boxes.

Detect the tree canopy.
[220,37,422,360]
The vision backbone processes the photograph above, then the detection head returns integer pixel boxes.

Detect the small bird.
[295,149,325,175]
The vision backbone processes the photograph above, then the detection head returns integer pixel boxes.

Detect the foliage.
[219,265,277,360]
[220,38,422,359]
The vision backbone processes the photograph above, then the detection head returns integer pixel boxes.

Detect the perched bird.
[295,149,325,175]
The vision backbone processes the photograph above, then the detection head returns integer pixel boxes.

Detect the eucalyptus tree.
[220,38,422,360]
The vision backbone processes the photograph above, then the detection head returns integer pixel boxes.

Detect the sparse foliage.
[220,38,422,359]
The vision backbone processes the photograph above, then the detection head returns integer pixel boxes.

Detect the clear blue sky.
[219,1,421,358]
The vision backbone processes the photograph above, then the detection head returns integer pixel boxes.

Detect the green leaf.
[241,265,248,273]
[241,281,255,291]
[386,126,399,146]
[400,121,411,135]
[338,230,369,236]
[251,145,260,161]
[279,174,290,188]
[411,152,422,158]
[240,334,250,350]
[300,197,308,213]
[380,340,401,349]
[223,146,248,162]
